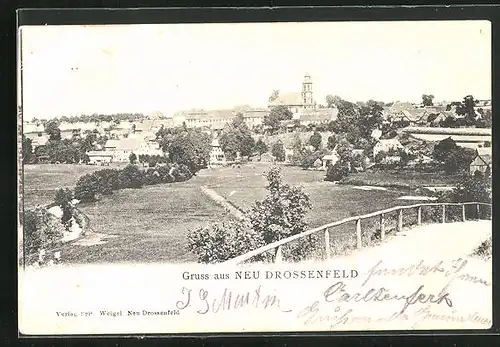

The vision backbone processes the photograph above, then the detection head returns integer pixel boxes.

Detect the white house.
[373,139,404,158]
[86,151,114,165]
[209,138,226,166]
[322,152,339,170]
[104,138,142,162]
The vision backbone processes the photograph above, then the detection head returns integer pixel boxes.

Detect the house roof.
[104,138,142,151]
[211,138,221,147]
[87,150,114,157]
[389,101,415,113]
[31,135,49,147]
[400,109,427,122]
[299,108,338,121]
[476,147,492,164]
[269,92,305,107]
[243,109,269,118]
[23,122,44,134]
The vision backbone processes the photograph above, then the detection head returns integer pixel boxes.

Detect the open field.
[23,163,127,208]
[59,180,233,263]
[205,164,418,253]
[24,163,436,263]
[341,169,461,189]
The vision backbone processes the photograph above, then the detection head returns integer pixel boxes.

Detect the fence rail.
[223,201,492,265]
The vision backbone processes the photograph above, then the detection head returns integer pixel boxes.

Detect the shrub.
[157,164,175,183]
[187,220,266,264]
[54,188,74,227]
[74,173,101,202]
[325,159,351,182]
[248,167,316,262]
[93,169,120,195]
[118,164,145,189]
[144,168,162,185]
[21,207,65,266]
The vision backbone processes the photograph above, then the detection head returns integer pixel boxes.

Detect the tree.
[248,167,317,261]
[219,115,255,160]
[118,165,145,189]
[443,147,476,175]
[74,173,101,202]
[325,95,342,108]
[433,137,457,163]
[22,135,33,164]
[325,159,351,182]
[129,152,137,164]
[450,173,491,204]
[327,135,337,150]
[44,119,61,142]
[54,188,74,227]
[254,138,268,160]
[271,141,285,162]
[309,131,322,151]
[268,89,280,103]
[422,94,435,107]
[156,126,211,174]
[450,95,479,126]
[263,106,293,134]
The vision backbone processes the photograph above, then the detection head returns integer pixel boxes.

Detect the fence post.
[476,204,480,220]
[380,213,385,241]
[356,219,362,249]
[441,205,446,223]
[417,206,422,225]
[324,228,331,259]
[397,209,403,232]
[275,245,283,264]
[462,204,466,222]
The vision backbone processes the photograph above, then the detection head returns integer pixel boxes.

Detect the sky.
[19,21,491,120]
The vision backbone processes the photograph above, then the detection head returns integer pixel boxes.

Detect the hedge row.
[74,163,193,203]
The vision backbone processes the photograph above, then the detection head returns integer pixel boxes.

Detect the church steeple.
[302,72,313,107]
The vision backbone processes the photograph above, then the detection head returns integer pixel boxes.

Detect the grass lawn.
[23,163,439,264]
[22,163,127,208]
[208,164,416,252]
[59,180,233,264]
[341,169,461,189]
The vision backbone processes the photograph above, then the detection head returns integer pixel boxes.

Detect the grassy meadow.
[23,162,420,263]
[22,163,127,208]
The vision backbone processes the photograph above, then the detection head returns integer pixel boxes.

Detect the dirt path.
[200,185,246,220]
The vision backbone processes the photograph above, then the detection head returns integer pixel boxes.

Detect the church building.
[268,73,316,116]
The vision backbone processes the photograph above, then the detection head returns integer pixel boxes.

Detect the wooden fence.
[223,201,492,265]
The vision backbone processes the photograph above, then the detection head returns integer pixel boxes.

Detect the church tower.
[302,73,314,108]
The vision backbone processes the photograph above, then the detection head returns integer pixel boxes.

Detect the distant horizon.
[20,21,491,121]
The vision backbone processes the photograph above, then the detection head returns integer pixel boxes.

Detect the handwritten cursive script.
[323,281,452,314]
[176,285,291,314]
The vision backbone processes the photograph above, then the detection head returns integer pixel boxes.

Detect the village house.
[209,138,226,166]
[299,108,338,126]
[242,108,269,128]
[86,151,114,165]
[469,147,492,175]
[103,138,142,162]
[322,151,339,170]
[372,138,404,158]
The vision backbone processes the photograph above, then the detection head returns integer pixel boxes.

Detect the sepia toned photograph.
[18,19,492,335]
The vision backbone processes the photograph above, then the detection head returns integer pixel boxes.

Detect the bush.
[325,159,350,182]
[54,188,74,227]
[157,164,175,183]
[187,220,266,264]
[93,169,120,195]
[118,164,145,189]
[144,168,162,185]
[74,173,101,202]
[21,207,65,266]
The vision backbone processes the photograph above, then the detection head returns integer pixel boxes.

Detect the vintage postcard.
[18,20,492,335]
